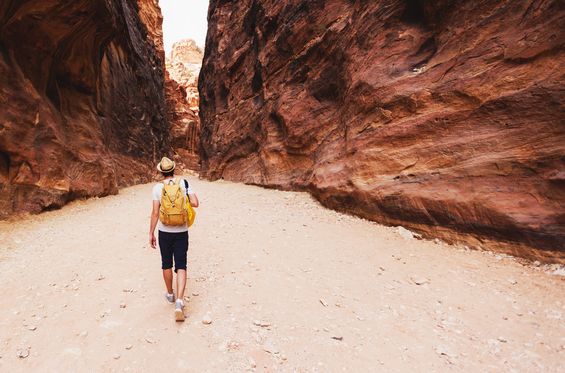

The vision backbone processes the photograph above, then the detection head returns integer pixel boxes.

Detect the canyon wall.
[167,39,204,111]
[166,39,203,170]
[0,0,170,218]
[199,0,565,261]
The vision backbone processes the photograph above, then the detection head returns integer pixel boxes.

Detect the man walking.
[149,157,199,321]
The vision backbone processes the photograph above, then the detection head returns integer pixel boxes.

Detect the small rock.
[97,274,105,281]
[497,337,508,343]
[411,276,430,285]
[263,341,279,354]
[435,346,457,358]
[202,314,213,325]
[551,266,565,277]
[78,331,88,337]
[397,226,415,240]
[533,261,541,267]
[379,266,386,272]
[252,319,270,327]
[145,338,155,344]
[331,336,343,341]
[192,292,199,296]
[16,347,30,359]
[319,299,328,307]
[508,279,518,285]
[26,325,37,331]
[125,344,133,350]
[113,354,121,360]
[248,357,257,368]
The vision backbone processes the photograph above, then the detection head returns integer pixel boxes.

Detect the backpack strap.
[183,179,189,196]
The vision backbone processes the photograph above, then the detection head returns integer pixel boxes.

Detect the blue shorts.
[158,231,188,272]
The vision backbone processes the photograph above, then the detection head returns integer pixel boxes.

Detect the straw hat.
[157,157,175,172]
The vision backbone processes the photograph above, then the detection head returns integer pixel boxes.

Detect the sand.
[0,177,564,372]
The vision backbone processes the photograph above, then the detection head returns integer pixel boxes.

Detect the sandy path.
[0,177,564,372]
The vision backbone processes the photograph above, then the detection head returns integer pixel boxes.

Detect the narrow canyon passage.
[0,178,563,372]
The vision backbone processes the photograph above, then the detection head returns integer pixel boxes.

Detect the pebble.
[202,314,213,325]
[125,344,133,350]
[16,347,30,358]
[27,325,37,331]
[113,354,121,360]
[332,336,343,341]
[253,320,271,327]
[411,276,430,285]
[120,303,127,309]
[263,341,279,354]
[397,226,420,240]
[508,279,518,285]
[248,357,257,368]
[192,292,199,296]
[319,299,328,307]
[435,346,457,358]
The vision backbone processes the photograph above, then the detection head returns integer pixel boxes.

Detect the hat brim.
[157,163,175,172]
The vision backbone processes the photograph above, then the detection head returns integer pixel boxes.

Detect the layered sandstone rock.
[165,72,201,170]
[166,39,204,111]
[200,0,565,261]
[165,39,204,170]
[0,0,169,217]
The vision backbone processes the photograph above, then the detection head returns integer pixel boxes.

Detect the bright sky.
[160,0,209,54]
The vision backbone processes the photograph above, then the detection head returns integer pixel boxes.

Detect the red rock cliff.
[167,39,204,111]
[165,39,203,171]
[199,0,565,261]
[0,0,170,217]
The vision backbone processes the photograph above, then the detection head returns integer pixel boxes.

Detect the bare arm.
[188,193,199,208]
[149,200,159,248]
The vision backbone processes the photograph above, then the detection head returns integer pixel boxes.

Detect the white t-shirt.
[152,177,195,233]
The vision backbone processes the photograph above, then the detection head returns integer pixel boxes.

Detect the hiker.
[149,157,199,321]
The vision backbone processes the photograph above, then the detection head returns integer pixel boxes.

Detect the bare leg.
[163,269,174,294]
[176,269,187,300]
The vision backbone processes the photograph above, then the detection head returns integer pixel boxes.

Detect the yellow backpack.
[186,198,196,227]
[183,180,196,227]
[159,179,187,226]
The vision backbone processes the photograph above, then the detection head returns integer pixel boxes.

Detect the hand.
[150,234,157,249]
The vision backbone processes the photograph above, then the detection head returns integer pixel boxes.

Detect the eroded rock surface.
[165,39,204,170]
[167,39,203,111]
[165,72,201,170]
[0,0,169,217]
[199,0,565,261]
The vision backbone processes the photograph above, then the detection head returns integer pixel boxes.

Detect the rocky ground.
[0,177,564,372]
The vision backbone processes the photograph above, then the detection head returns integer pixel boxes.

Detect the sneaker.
[165,293,175,304]
[175,299,185,322]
